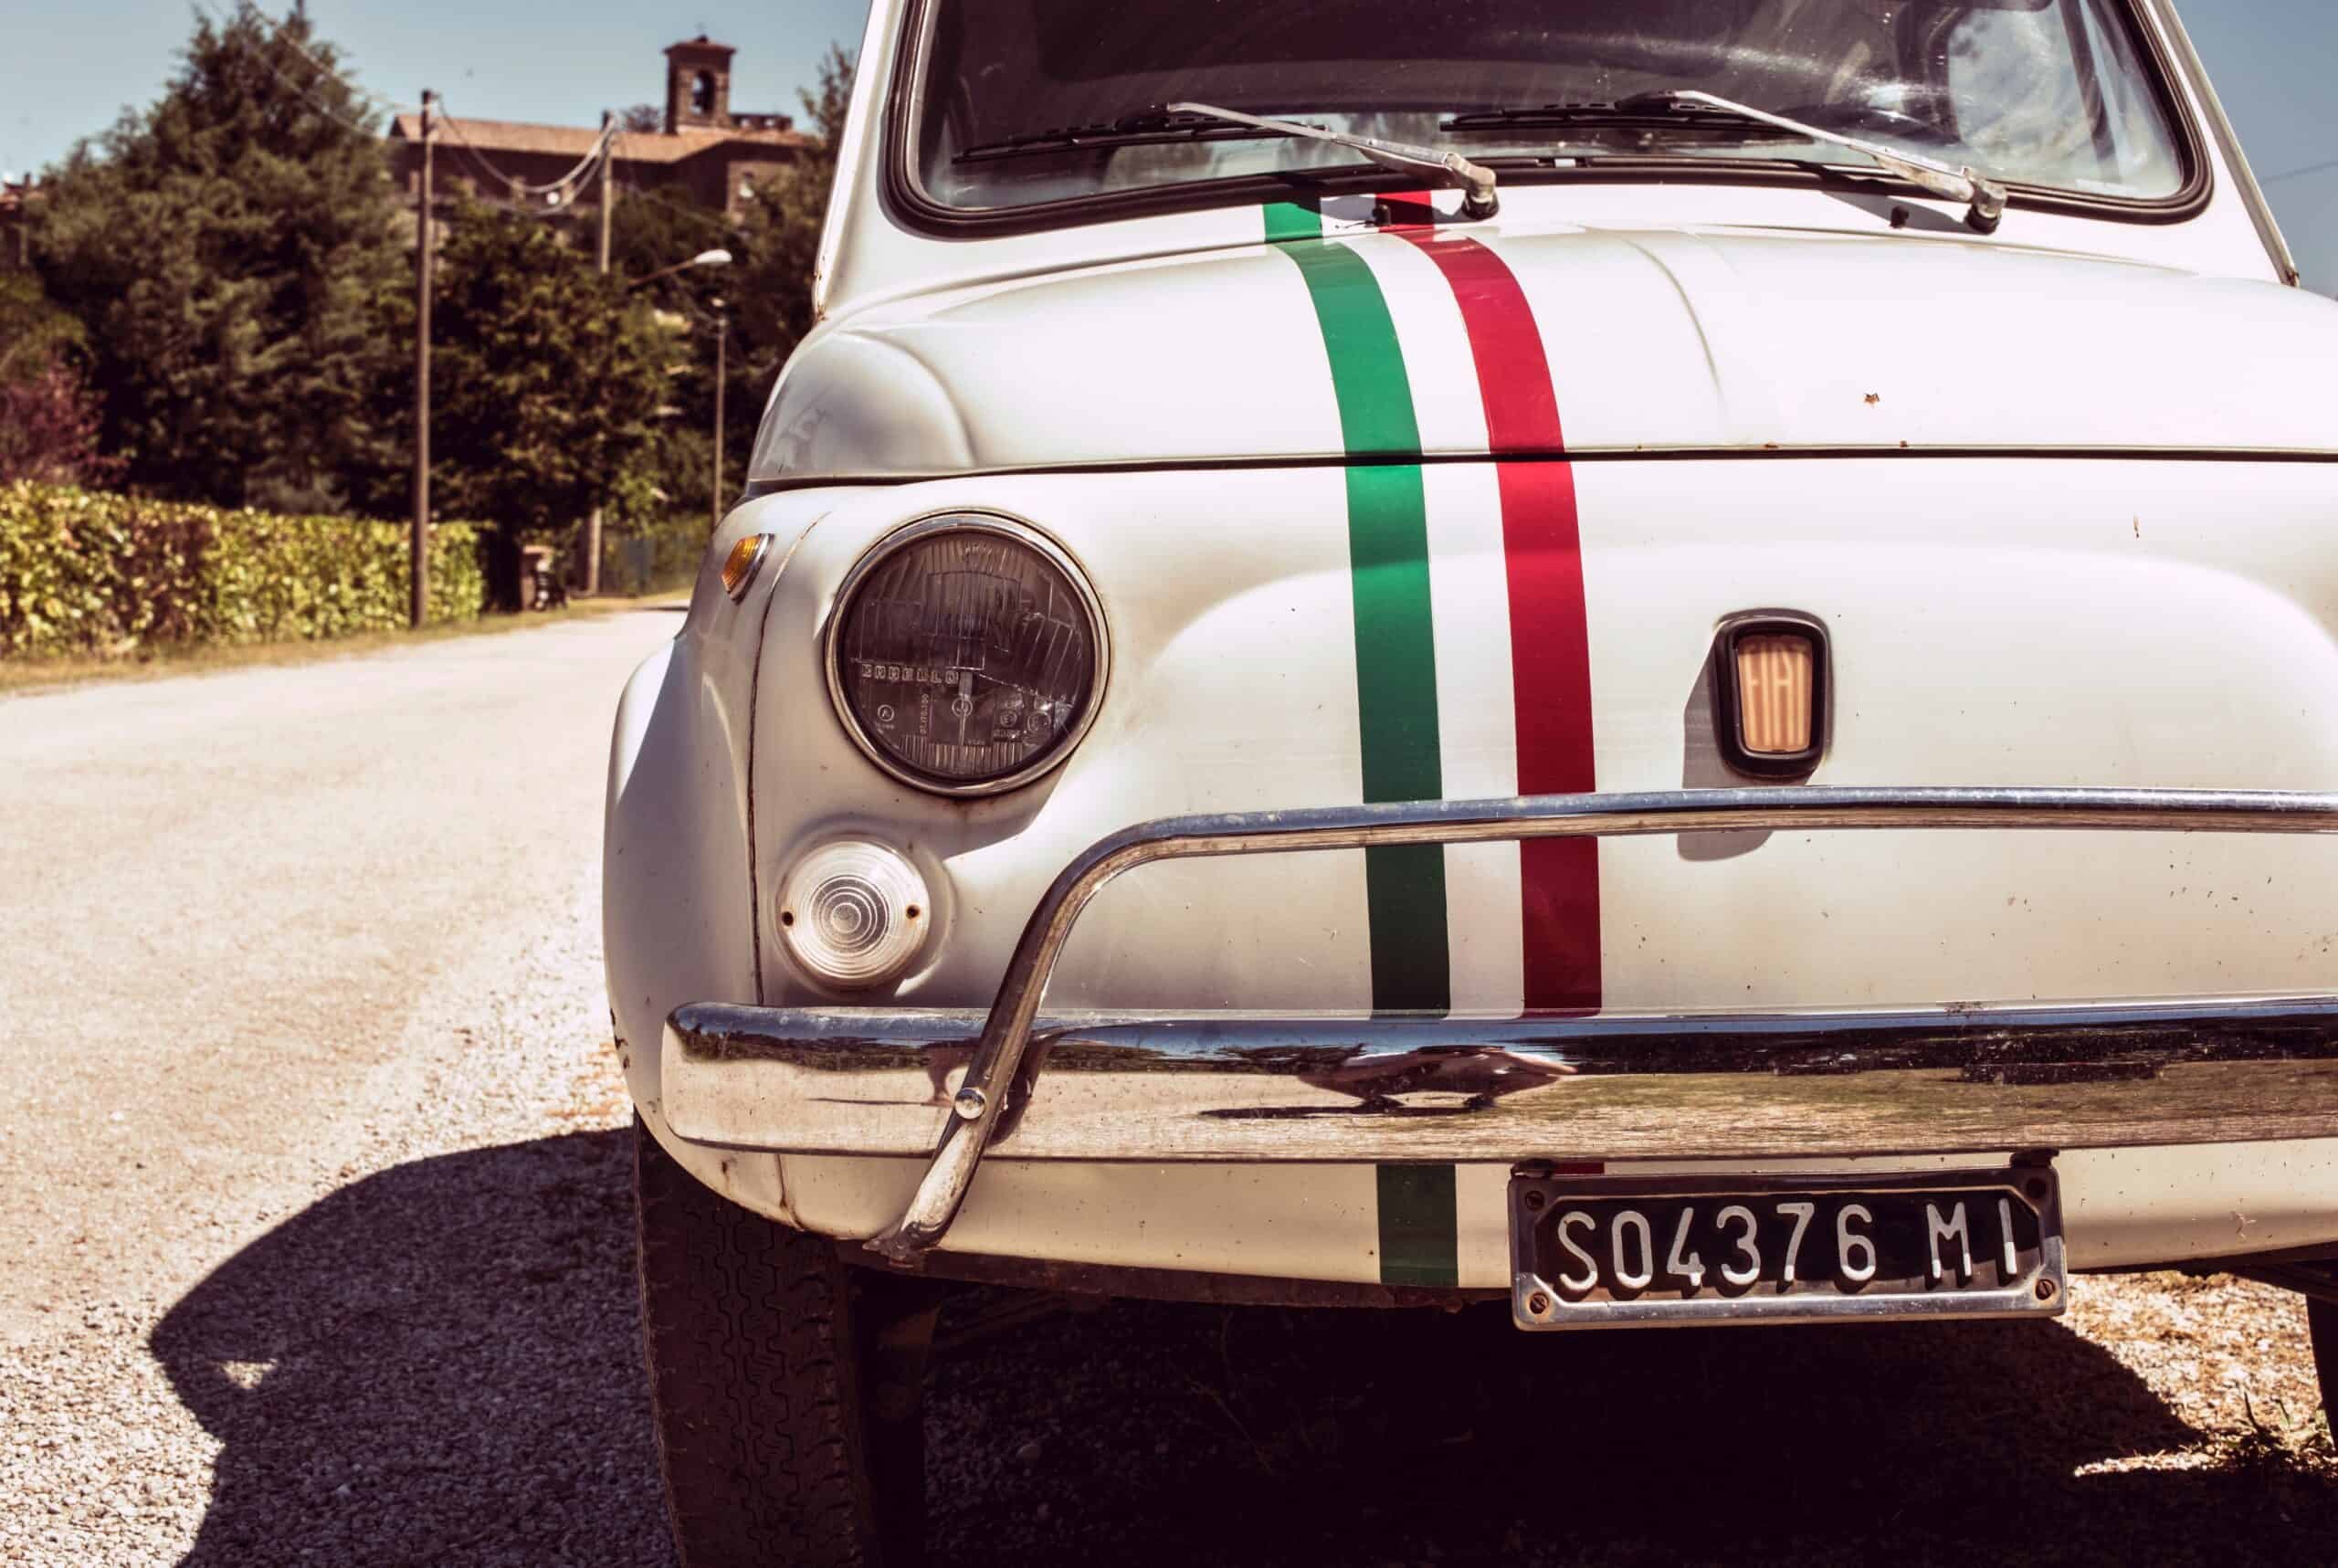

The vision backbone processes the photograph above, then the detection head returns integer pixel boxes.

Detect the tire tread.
[635,1118,885,1567]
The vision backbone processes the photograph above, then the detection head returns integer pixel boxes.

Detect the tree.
[0,358,121,488]
[735,45,855,372]
[0,262,120,487]
[0,271,83,383]
[607,45,857,520]
[427,204,665,605]
[31,2,405,511]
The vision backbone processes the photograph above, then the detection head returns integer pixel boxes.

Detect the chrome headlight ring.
[821,510,1111,798]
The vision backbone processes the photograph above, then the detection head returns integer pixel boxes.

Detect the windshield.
[907,0,2187,215]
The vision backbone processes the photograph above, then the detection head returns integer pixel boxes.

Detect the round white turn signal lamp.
[775,840,930,989]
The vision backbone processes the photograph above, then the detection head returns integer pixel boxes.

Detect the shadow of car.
[152,1128,2334,1565]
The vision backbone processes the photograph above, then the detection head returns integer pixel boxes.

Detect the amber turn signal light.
[1711,614,1828,778]
[721,533,771,600]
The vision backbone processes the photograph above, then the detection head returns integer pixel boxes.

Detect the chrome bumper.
[662,786,2338,1264]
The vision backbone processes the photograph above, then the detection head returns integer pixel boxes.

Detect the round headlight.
[825,513,1107,795]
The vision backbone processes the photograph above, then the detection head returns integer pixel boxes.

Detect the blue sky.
[3,2,2333,289]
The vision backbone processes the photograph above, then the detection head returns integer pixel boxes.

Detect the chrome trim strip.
[2146,0,2301,286]
[742,445,2338,498]
[662,994,2338,1161]
[827,785,2338,1262]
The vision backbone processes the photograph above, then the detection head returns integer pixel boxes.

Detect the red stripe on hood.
[1392,231,1601,1011]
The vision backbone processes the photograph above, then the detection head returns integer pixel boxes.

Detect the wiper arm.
[1620,90,2007,233]
[1166,100,1498,220]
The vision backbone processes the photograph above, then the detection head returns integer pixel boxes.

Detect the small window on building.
[691,71,715,117]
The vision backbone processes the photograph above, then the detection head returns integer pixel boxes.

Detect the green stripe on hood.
[1280,238,1449,1016]
[1263,201,1324,243]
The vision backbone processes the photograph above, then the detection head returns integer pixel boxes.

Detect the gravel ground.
[3,611,2333,1565]
[0,616,679,1567]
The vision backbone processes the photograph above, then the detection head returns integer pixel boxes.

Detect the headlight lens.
[827,514,1106,794]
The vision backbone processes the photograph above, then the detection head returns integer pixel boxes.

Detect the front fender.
[603,488,853,1214]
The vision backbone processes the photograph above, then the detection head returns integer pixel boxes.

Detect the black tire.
[635,1116,936,1567]
[2312,1297,2338,1418]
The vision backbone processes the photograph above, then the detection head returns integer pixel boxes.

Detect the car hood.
[753,221,2338,481]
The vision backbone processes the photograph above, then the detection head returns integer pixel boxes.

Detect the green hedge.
[0,481,487,657]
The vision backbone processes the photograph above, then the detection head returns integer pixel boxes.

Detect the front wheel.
[2312,1297,2337,1419]
[634,1117,937,1567]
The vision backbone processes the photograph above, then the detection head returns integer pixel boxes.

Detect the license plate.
[1510,1167,2065,1330]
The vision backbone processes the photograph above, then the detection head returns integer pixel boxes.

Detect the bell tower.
[663,37,735,133]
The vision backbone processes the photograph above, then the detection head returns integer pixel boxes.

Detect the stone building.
[384,37,809,226]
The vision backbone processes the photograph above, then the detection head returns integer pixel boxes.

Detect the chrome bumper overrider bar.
[668,787,2338,1264]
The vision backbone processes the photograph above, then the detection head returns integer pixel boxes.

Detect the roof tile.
[388,114,809,161]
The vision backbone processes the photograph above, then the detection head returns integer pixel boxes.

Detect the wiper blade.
[958,110,1288,162]
[1442,100,1756,133]
[1614,90,2007,233]
[1165,100,1498,220]
[959,106,1500,221]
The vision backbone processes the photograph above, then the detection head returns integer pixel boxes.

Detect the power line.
[437,106,615,197]
[262,5,413,118]
[199,1,413,132]
[208,13,386,139]
[212,1,612,214]
[2263,157,2338,185]
[610,134,756,238]
[213,5,744,239]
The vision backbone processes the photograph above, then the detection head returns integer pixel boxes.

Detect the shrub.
[0,481,486,658]
[0,353,122,489]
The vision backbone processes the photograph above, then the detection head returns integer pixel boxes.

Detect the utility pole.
[584,110,613,595]
[711,300,728,531]
[411,89,435,630]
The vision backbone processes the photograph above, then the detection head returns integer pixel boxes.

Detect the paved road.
[0,613,682,1566]
[2,610,2332,1566]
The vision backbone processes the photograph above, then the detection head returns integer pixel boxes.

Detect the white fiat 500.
[606,1,2338,1559]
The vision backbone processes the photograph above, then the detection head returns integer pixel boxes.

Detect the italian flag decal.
[1280,235,1452,1015]
[1269,198,1602,1289]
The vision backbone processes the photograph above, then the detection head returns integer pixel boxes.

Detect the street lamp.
[627,247,732,290]
[585,247,733,595]
[709,296,730,532]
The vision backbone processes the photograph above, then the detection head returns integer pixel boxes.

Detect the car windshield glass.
[908,0,2185,213]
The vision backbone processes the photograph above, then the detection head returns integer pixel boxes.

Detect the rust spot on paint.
[1864,393,1880,405]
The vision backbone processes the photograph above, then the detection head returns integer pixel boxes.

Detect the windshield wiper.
[958,104,1498,220]
[1616,91,2007,233]
[1443,100,1758,133]
[958,110,1291,161]
[1445,92,2006,232]
[1164,100,1499,220]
